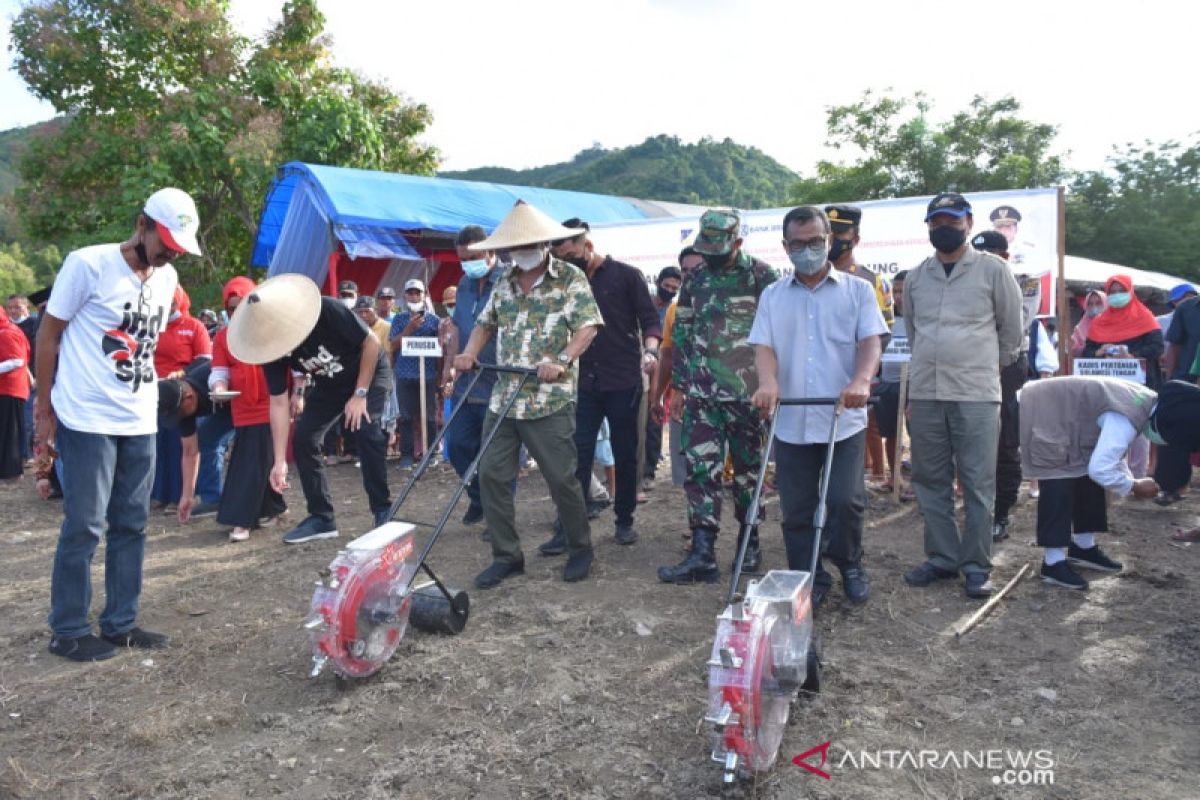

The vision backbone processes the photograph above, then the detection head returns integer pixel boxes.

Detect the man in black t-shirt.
[226,274,393,544]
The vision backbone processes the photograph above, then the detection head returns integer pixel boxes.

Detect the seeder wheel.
[408,585,470,635]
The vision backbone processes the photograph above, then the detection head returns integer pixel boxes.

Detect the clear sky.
[2,0,1197,176]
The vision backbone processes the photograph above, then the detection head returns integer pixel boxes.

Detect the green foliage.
[7,0,437,301]
[0,241,59,298]
[444,135,797,208]
[1068,138,1200,281]
[791,90,1066,203]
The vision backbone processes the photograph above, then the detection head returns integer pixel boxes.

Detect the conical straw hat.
[469,200,582,251]
[226,273,322,365]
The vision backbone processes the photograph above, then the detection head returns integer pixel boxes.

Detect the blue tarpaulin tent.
[251,162,700,286]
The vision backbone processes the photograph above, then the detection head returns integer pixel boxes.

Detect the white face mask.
[407,301,424,313]
[341,297,356,309]
[510,246,547,272]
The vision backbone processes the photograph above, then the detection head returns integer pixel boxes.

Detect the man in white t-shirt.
[35,187,202,663]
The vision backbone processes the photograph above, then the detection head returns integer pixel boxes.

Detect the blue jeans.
[49,424,155,638]
[445,398,488,509]
[195,410,235,504]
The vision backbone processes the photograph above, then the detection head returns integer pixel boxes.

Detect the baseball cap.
[1168,283,1198,305]
[693,209,742,256]
[144,188,202,256]
[971,230,1009,253]
[377,286,396,298]
[404,279,426,293]
[337,280,358,295]
[925,193,972,221]
[354,295,375,310]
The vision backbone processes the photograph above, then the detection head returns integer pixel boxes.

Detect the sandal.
[899,488,916,503]
[1155,491,1185,507]
[1171,528,1200,543]
[229,527,251,542]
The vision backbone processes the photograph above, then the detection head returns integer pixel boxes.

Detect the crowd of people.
[17,186,1200,663]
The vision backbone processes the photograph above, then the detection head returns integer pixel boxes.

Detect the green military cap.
[824,204,862,232]
[693,208,741,256]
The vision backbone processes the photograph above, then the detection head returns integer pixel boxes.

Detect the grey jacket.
[904,247,1024,402]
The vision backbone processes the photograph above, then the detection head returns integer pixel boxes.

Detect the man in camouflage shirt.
[454,201,603,588]
[658,208,780,584]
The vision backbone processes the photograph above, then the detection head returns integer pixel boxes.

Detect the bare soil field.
[1,460,1197,799]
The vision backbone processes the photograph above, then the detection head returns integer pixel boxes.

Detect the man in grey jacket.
[901,193,1024,598]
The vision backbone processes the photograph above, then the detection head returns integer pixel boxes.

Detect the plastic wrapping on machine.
[306,524,419,678]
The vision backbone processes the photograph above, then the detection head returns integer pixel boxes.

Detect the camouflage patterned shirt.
[477,256,603,419]
[671,250,780,402]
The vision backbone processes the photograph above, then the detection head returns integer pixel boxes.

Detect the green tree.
[1068,138,1200,281]
[0,243,40,298]
[9,0,436,304]
[791,90,1066,203]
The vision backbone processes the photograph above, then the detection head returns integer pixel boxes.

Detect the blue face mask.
[461,258,490,279]
[1106,292,1131,309]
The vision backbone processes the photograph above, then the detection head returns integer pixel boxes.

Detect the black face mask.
[929,226,967,254]
[657,287,676,303]
[703,252,731,270]
[564,255,589,270]
[829,238,853,262]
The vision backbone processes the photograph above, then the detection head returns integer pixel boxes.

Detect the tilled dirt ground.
[1,459,1197,799]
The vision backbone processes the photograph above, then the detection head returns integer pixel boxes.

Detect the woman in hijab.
[1070,290,1106,357]
[0,305,32,480]
[1082,274,1165,479]
[1082,275,1164,389]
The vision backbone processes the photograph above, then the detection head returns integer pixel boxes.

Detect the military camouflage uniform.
[672,231,779,532]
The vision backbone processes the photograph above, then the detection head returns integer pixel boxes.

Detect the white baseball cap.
[404,279,426,292]
[144,187,202,256]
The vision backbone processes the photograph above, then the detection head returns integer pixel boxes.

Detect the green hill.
[0,119,60,198]
[442,134,798,209]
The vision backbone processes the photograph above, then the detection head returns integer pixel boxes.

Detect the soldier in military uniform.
[658,209,780,584]
[453,201,604,588]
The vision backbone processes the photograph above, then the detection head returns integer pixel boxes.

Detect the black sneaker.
[474,557,525,589]
[586,497,611,520]
[840,565,871,604]
[191,500,220,518]
[462,503,485,525]
[49,633,117,662]
[282,515,339,544]
[903,561,958,587]
[1041,560,1088,590]
[614,523,638,546]
[102,627,169,649]
[1068,544,1123,573]
[1153,490,1184,507]
[539,520,567,556]
[992,518,1010,542]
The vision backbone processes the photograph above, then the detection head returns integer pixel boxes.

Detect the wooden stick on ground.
[955,563,1031,639]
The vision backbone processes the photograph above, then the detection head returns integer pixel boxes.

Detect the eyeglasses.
[784,236,828,254]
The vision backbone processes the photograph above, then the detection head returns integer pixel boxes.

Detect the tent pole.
[1056,186,1069,374]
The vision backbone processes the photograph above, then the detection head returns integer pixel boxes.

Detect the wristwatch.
[556,352,573,366]
[353,387,368,398]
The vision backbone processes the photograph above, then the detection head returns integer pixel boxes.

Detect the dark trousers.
[480,407,591,562]
[774,430,867,589]
[150,427,183,505]
[574,385,642,527]
[293,369,392,520]
[644,416,663,479]
[1155,443,1193,494]
[445,397,488,509]
[1036,476,1107,547]
[396,377,437,458]
[216,423,286,528]
[995,355,1028,521]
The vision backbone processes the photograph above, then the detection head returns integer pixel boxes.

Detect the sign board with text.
[1071,358,1146,384]
[400,336,443,358]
